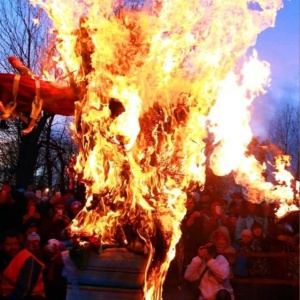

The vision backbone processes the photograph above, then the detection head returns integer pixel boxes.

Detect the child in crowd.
[233,229,253,278]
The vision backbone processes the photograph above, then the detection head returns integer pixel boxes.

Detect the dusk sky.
[250,0,299,138]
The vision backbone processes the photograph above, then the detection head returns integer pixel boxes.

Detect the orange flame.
[30,0,298,298]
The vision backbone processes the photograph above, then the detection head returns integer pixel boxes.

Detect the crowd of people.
[0,181,84,300]
[171,185,299,300]
[0,180,299,300]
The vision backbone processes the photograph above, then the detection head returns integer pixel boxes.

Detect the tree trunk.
[15,114,48,189]
[15,131,38,189]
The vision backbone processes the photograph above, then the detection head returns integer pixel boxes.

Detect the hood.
[210,225,232,248]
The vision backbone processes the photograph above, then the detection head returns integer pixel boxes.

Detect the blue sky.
[250,0,299,137]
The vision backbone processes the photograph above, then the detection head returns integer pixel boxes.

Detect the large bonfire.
[30,0,298,299]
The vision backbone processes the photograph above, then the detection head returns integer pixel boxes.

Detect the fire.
[208,51,270,176]
[30,0,298,299]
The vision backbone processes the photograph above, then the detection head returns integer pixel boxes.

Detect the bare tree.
[35,116,77,191]
[268,103,299,180]
[0,124,20,182]
[0,0,76,192]
[0,0,52,73]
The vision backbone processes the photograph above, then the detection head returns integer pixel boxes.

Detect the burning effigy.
[25,0,299,299]
[0,73,77,117]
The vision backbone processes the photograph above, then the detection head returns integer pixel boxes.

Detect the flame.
[32,18,40,26]
[30,0,298,299]
[208,51,270,176]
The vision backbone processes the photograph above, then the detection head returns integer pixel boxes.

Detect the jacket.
[1,248,45,299]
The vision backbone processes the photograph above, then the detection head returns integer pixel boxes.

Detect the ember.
[29,0,299,299]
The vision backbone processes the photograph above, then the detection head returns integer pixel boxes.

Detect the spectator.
[248,221,271,278]
[202,183,219,200]
[24,219,39,236]
[43,240,67,300]
[0,230,45,300]
[68,200,83,220]
[287,233,300,280]
[268,222,295,300]
[0,182,13,205]
[286,233,299,300]
[201,199,228,243]
[25,232,44,262]
[198,194,212,212]
[197,195,212,235]
[228,193,245,211]
[226,214,238,242]
[232,229,253,300]
[37,188,51,218]
[233,229,253,278]
[234,201,268,241]
[210,226,236,279]
[270,222,294,252]
[180,191,203,275]
[38,199,71,245]
[261,201,277,234]
[0,182,24,233]
[184,242,234,300]
[22,194,41,226]
[246,222,271,300]
[251,222,270,251]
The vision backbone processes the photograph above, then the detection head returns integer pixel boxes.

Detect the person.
[0,182,24,234]
[180,191,203,274]
[184,242,234,300]
[226,213,238,242]
[201,199,228,243]
[24,219,40,237]
[234,201,268,241]
[0,182,13,205]
[286,233,299,300]
[233,229,253,278]
[43,239,68,300]
[67,200,82,220]
[232,229,253,300]
[0,230,45,300]
[209,226,236,279]
[248,222,271,278]
[22,193,41,226]
[25,232,44,262]
[243,222,271,300]
[38,198,70,245]
[268,223,295,300]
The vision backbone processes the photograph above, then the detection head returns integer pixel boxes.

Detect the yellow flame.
[29,0,299,298]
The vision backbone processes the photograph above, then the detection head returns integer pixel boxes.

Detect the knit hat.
[241,229,252,238]
[27,232,40,242]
